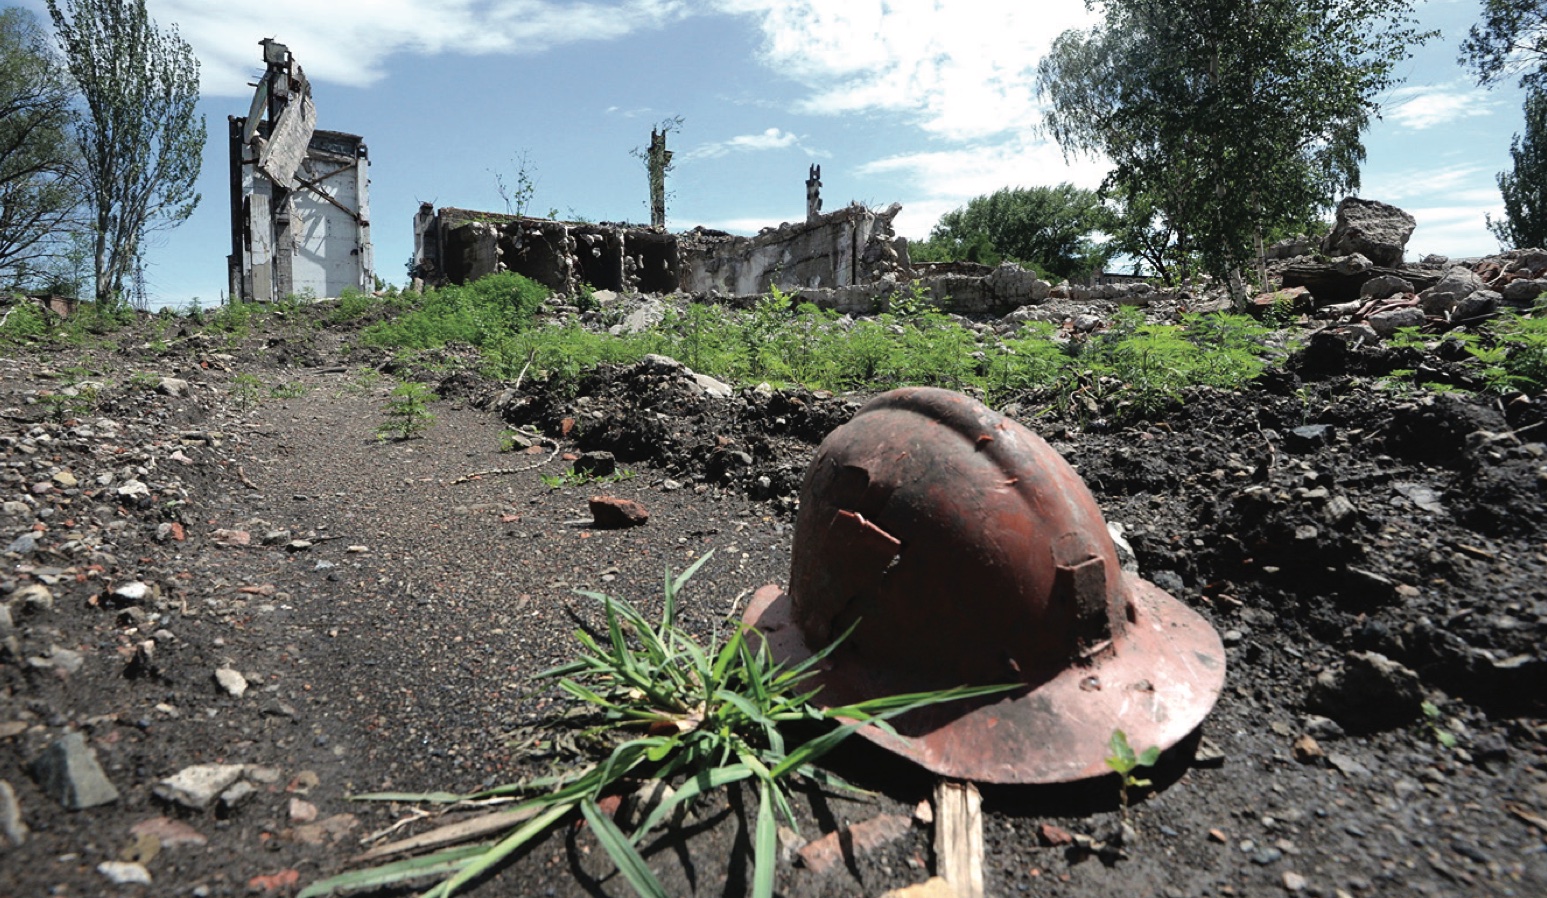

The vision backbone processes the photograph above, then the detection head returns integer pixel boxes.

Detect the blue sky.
[16,0,1530,307]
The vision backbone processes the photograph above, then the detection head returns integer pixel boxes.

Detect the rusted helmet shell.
[744,387,1225,784]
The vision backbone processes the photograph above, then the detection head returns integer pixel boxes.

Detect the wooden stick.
[933,780,984,898]
[350,805,542,864]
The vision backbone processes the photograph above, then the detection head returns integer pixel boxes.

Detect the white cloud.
[711,0,1098,140]
[1383,82,1498,130]
[682,127,826,161]
[1404,204,1505,260]
[149,0,690,96]
[858,135,1111,237]
[1362,163,1495,203]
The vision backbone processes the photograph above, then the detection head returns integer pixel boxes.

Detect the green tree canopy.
[1036,0,1429,291]
[0,7,80,289]
[914,184,1112,281]
[47,0,204,304]
[1461,1,1547,90]
[1490,88,1547,249]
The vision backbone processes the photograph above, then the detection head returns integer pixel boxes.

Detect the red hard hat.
[744,387,1225,784]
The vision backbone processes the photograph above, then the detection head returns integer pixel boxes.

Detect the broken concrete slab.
[154,764,246,811]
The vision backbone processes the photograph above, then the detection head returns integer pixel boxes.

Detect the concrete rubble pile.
[1264,197,1547,342]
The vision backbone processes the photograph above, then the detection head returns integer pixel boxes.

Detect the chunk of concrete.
[154,764,246,810]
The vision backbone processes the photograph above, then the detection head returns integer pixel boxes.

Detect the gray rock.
[572,451,616,478]
[692,372,733,399]
[1326,752,1370,776]
[6,533,37,555]
[1332,253,1373,276]
[1359,274,1413,300]
[614,299,664,335]
[1301,715,1346,740]
[157,377,190,397]
[1452,289,1499,320]
[214,667,248,698]
[1367,306,1425,338]
[1107,522,1139,574]
[11,582,53,614]
[1505,249,1547,274]
[1322,197,1416,267]
[986,262,1044,304]
[0,779,27,846]
[1286,424,1333,451]
[29,732,120,809]
[154,764,246,810]
[27,646,83,674]
[97,861,151,885]
[116,480,150,502]
[1502,278,1547,307]
[1307,651,1423,731]
[219,780,257,811]
[111,581,149,606]
[1418,266,1484,314]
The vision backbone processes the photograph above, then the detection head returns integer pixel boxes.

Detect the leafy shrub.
[362,272,549,349]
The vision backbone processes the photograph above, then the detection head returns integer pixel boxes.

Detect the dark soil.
[1,302,1544,898]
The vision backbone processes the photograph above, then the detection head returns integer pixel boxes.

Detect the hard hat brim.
[744,572,1226,785]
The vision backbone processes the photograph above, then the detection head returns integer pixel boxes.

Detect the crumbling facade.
[411,201,908,299]
[228,40,373,303]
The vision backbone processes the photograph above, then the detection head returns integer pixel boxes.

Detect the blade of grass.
[631,764,755,838]
[752,778,777,898]
[349,790,468,803]
[422,800,576,898]
[582,798,671,898]
[297,844,490,898]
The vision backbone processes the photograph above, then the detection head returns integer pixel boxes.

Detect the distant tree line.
[0,0,203,306]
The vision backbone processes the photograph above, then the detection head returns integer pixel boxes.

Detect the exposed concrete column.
[806,164,822,223]
[648,128,672,230]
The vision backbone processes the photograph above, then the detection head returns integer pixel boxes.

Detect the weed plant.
[300,554,1008,898]
[1105,729,1160,819]
[1384,309,1547,395]
[376,381,437,441]
[540,466,636,489]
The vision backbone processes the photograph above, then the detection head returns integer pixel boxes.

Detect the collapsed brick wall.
[411,202,907,297]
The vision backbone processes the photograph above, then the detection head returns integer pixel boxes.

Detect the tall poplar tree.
[1490,89,1547,249]
[46,0,204,304]
[0,7,79,288]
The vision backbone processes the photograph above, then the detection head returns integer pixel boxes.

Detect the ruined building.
[228,40,373,303]
[411,201,908,300]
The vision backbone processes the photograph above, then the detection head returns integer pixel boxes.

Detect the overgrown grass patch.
[360,272,550,350]
[300,554,1007,898]
[355,273,1292,421]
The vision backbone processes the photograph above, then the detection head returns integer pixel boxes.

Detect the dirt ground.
[0,298,1544,898]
